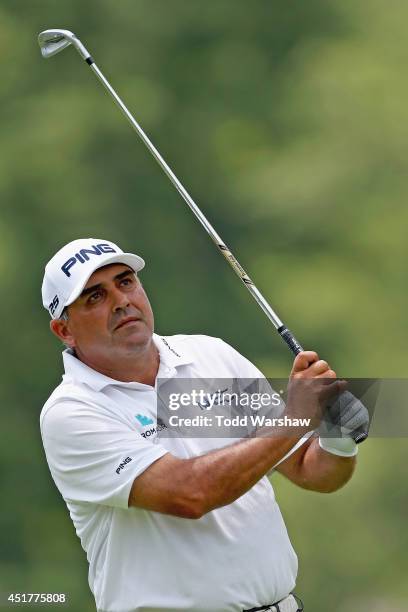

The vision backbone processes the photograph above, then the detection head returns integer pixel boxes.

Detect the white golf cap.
[42,238,145,319]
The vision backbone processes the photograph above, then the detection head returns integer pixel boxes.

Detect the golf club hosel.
[72,36,92,61]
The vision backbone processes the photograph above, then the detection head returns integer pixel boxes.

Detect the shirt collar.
[62,333,194,392]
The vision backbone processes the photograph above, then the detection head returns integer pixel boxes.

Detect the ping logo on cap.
[61,243,117,277]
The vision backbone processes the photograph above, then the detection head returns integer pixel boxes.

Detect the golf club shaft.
[42,36,367,444]
[88,61,304,356]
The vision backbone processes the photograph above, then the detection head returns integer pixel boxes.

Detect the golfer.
[40,238,368,612]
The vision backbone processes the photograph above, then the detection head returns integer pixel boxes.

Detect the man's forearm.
[192,433,308,513]
[294,438,356,493]
[129,431,308,517]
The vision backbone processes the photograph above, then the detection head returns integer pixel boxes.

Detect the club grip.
[278,326,304,355]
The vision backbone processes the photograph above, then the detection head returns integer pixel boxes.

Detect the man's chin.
[115,328,153,352]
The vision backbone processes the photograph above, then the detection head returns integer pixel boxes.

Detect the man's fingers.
[315,367,336,379]
[311,360,330,375]
[328,391,370,432]
[291,351,319,373]
[291,352,336,378]
[325,378,347,397]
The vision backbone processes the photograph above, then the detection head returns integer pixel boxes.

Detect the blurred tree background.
[0,0,407,610]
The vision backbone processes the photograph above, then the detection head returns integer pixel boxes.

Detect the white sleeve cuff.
[318,436,358,457]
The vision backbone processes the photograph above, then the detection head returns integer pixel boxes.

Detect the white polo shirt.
[40,334,304,612]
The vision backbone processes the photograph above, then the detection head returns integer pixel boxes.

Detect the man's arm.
[128,433,308,519]
[274,436,356,493]
[129,351,339,518]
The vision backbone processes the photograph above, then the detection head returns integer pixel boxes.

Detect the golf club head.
[38,29,91,61]
[38,29,75,58]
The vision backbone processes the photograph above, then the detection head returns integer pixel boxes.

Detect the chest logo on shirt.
[135,414,167,438]
[135,413,154,426]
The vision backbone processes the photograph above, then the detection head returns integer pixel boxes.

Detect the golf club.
[38,28,367,443]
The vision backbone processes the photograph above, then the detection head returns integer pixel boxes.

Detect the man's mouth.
[114,317,141,330]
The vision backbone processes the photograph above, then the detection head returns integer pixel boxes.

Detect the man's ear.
[50,318,76,348]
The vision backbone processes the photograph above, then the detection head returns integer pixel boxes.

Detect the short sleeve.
[40,401,168,509]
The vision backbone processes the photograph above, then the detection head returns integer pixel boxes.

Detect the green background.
[0,1,407,610]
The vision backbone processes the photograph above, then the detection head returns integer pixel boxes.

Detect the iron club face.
[38,29,91,61]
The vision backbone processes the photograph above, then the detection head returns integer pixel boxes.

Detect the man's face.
[56,263,155,363]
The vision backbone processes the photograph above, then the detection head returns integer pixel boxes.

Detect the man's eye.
[120,277,134,287]
[88,291,103,303]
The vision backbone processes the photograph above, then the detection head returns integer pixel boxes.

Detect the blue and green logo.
[135,413,154,426]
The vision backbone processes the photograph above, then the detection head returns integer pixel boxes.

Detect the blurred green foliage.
[0,1,407,611]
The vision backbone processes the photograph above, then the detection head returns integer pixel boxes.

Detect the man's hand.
[317,390,369,456]
[290,351,336,379]
[289,352,367,456]
[325,390,370,437]
[273,352,359,488]
[285,351,346,431]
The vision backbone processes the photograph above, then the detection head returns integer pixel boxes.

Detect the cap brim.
[64,253,145,308]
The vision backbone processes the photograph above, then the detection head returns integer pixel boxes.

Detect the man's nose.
[110,286,130,311]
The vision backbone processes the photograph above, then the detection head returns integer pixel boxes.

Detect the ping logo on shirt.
[61,243,117,277]
[135,414,154,426]
[116,456,133,475]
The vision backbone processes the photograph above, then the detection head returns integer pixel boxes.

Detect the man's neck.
[75,340,160,386]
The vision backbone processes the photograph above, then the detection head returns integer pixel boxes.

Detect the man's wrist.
[318,436,358,457]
